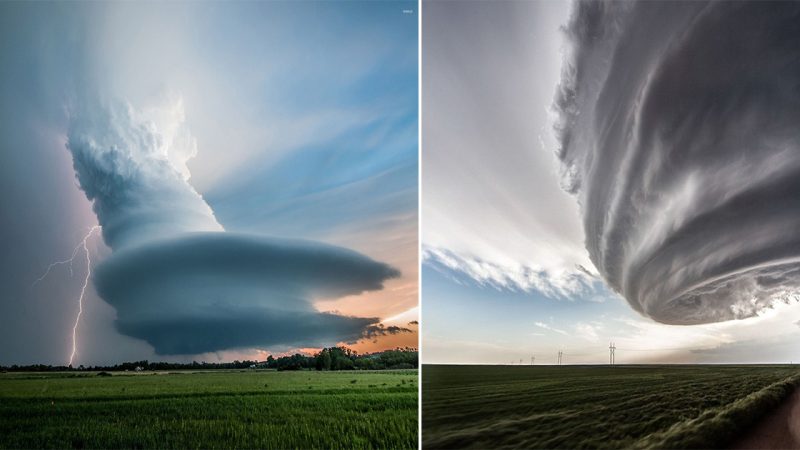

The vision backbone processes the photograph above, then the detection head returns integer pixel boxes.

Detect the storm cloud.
[0,1,416,365]
[67,100,399,354]
[554,1,800,325]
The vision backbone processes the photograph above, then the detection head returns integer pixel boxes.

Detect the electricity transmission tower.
[531,355,535,365]
[609,342,616,366]
[557,350,563,366]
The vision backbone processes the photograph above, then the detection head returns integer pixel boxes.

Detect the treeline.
[278,346,418,371]
[0,347,418,372]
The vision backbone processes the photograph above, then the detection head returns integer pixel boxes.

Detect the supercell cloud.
[555,1,800,325]
[67,99,400,354]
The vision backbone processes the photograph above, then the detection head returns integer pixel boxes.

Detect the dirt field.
[423,364,800,449]
[732,389,800,450]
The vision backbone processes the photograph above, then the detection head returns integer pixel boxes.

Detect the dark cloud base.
[95,232,400,354]
[117,310,377,355]
[555,1,800,325]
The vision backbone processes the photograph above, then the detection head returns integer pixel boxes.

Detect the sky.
[422,0,800,365]
[0,1,418,366]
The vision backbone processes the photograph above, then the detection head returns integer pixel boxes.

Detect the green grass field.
[422,365,800,449]
[0,369,418,449]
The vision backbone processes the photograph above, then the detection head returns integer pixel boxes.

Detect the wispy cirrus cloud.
[533,321,569,336]
[423,246,598,300]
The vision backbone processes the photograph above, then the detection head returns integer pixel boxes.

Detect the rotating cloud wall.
[554,1,800,325]
[67,99,400,354]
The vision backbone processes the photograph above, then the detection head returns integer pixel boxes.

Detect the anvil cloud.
[555,1,800,324]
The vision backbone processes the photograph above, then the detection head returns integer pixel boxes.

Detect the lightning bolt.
[33,226,100,366]
[31,242,83,285]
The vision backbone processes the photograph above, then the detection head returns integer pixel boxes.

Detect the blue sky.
[0,1,418,366]
[423,262,800,365]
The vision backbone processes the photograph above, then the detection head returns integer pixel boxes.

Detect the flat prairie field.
[0,369,418,449]
[422,365,800,449]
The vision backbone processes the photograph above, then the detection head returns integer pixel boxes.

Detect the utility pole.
[609,342,616,366]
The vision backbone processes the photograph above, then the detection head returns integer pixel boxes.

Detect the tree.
[315,349,332,370]
[334,357,354,370]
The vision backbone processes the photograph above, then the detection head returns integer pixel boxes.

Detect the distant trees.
[315,347,354,371]
[0,347,418,372]
[313,346,417,371]
[272,354,313,371]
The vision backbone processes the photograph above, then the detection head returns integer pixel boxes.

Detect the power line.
[615,347,691,351]
[524,342,711,365]
[609,342,616,366]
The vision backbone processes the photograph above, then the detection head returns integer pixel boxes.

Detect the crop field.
[0,369,418,449]
[422,365,800,449]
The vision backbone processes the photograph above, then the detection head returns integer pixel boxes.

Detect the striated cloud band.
[554,1,800,324]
